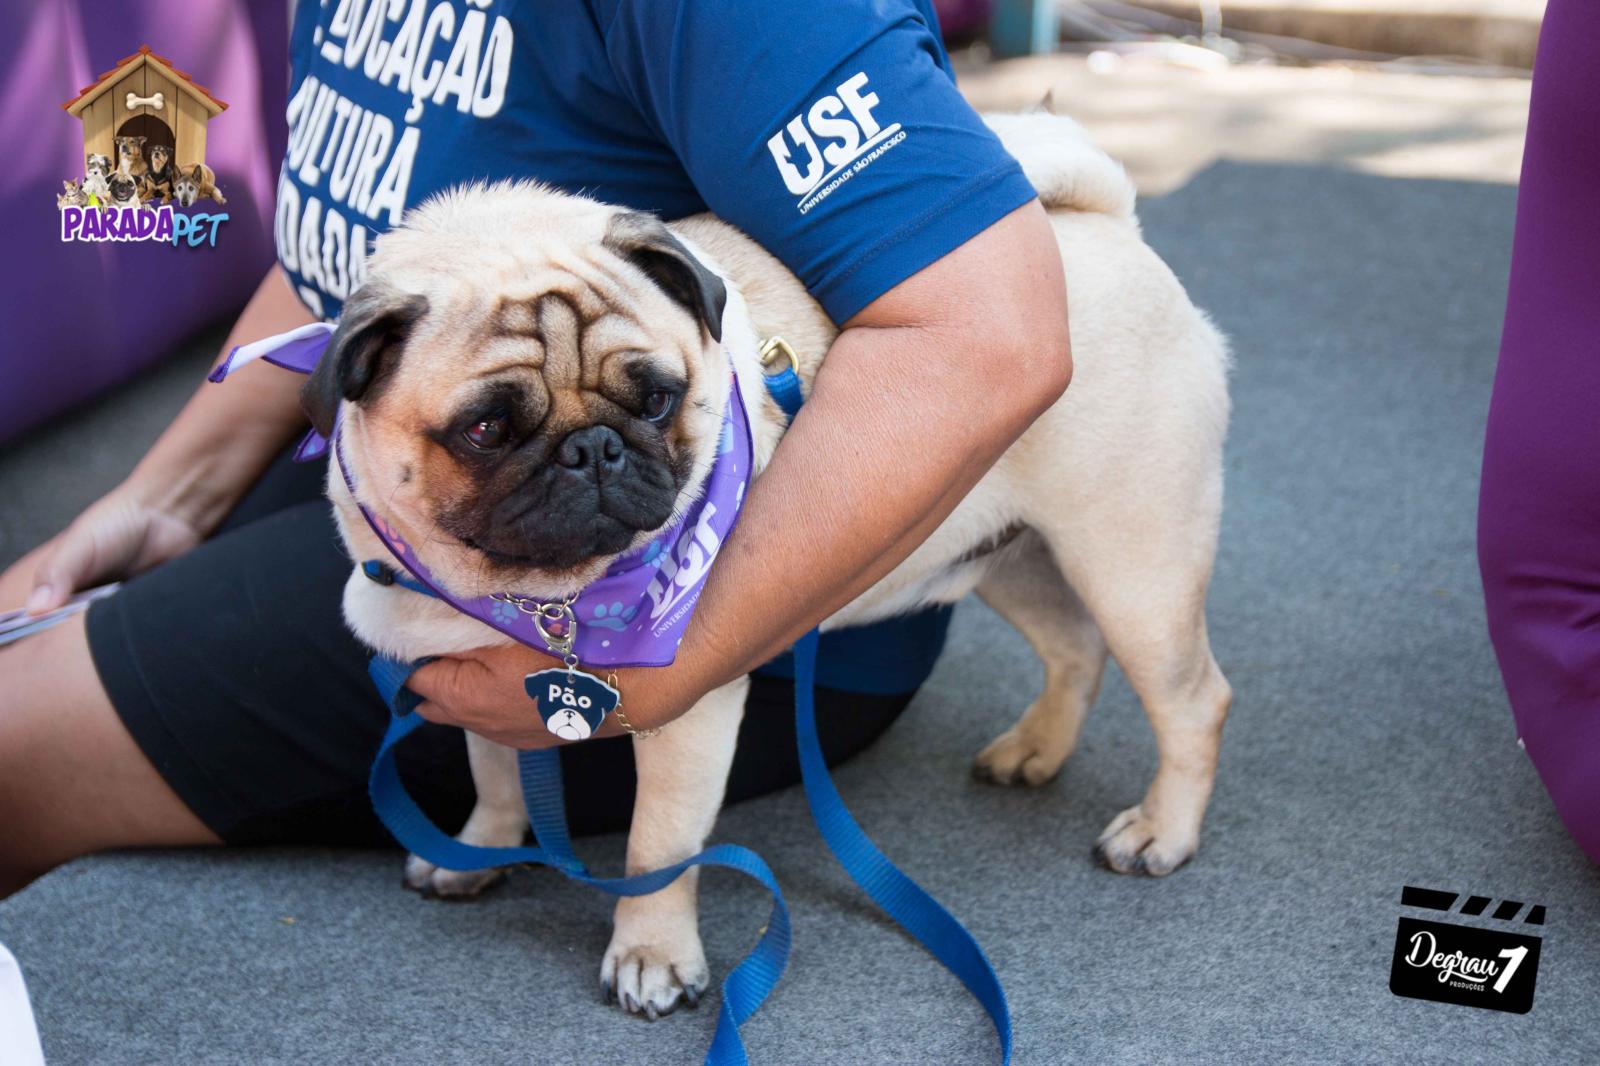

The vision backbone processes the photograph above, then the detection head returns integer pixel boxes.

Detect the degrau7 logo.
[766,72,894,198]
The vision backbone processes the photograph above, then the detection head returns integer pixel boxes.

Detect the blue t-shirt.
[278,0,1035,692]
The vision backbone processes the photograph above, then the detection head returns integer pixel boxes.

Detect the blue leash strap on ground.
[792,629,1013,1063]
[366,658,791,1066]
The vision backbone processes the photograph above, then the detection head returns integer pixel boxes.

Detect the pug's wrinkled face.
[304,183,729,599]
[107,175,139,205]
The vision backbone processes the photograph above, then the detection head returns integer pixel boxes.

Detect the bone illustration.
[124,91,164,111]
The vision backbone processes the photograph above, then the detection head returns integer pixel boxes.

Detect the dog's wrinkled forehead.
[300,183,728,437]
[369,182,725,345]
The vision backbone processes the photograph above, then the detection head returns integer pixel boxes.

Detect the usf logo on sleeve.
[766,72,906,215]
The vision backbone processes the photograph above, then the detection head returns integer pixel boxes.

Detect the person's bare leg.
[0,613,219,897]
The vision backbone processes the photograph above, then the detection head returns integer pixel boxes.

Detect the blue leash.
[364,361,1011,1065]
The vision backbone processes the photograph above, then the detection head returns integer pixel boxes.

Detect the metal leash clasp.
[759,335,798,377]
[494,594,582,674]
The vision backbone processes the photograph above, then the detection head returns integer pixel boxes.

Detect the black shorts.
[85,447,914,846]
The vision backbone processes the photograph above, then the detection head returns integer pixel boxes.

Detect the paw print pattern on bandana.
[371,514,407,553]
[642,540,665,567]
[591,602,639,631]
[491,600,520,625]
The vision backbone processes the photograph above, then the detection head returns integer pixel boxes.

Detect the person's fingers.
[412,700,450,725]
[26,499,163,615]
[408,656,567,749]
[0,539,59,611]
[405,656,472,710]
[26,524,103,614]
[413,700,553,749]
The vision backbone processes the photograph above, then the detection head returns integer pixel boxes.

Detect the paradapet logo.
[57,45,230,247]
[766,72,906,215]
[1388,884,1544,1014]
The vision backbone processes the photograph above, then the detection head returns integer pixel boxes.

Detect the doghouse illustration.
[62,46,227,173]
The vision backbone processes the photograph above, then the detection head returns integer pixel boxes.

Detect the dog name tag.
[525,669,620,741]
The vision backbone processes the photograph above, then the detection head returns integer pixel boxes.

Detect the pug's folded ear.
[603,212,726,342]
[301,284,429,437]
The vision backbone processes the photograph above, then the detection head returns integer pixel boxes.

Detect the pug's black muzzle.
[453,427,681,571]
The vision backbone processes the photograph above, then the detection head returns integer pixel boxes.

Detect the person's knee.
[0,731,57,898]
[0,616,173,895]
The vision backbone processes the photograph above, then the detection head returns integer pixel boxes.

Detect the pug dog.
[172,163,226,207]
[105,173,146,212]
[112,135,147,182]
[305,111,1232,1020]
[142,143,177,204]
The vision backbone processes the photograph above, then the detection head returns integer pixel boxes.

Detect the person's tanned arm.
[407,201,1071,745]
[5,268,313,612]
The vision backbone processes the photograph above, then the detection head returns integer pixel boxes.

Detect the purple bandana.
[212,323,752,668]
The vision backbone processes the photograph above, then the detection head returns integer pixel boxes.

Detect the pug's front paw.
[599,929,709,1020]
[402,853,507,899]
[1091,804,1197,877]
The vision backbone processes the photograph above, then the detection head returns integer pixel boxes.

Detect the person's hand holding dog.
[408,645,640,748]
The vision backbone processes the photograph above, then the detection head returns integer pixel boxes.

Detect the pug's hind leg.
[601,677,747,1020]
[972,532,1108,787]
[404,732,528,898]
[1036,475,1231,877]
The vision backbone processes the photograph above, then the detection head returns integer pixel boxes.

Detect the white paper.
[0,944,46,1066]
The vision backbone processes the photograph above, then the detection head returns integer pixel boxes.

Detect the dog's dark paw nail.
[599,978,615,1004]
[972,767,1011,787]
[671,966,705,1010]
[644,1004,660,1022]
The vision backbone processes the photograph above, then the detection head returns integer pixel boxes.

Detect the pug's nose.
[556,425,625,473]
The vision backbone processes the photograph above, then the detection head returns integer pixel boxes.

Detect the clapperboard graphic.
[1389,885,1544,1014]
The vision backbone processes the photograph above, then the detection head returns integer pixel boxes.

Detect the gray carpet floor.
[2,163,1597,1065]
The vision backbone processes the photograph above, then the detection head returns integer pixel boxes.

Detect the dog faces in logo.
[526,670,619,741]
[1389,886,1543,1014]
[58,46,230,247]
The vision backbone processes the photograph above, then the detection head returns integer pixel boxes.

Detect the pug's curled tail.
[983,111,1137,222]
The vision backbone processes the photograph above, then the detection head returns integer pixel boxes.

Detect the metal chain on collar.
[492,593,581,671]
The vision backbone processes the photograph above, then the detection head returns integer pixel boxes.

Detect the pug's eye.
[643,391,678,423]
[462,415,508,450]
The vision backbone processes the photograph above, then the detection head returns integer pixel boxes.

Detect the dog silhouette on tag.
[525,669,620,740]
